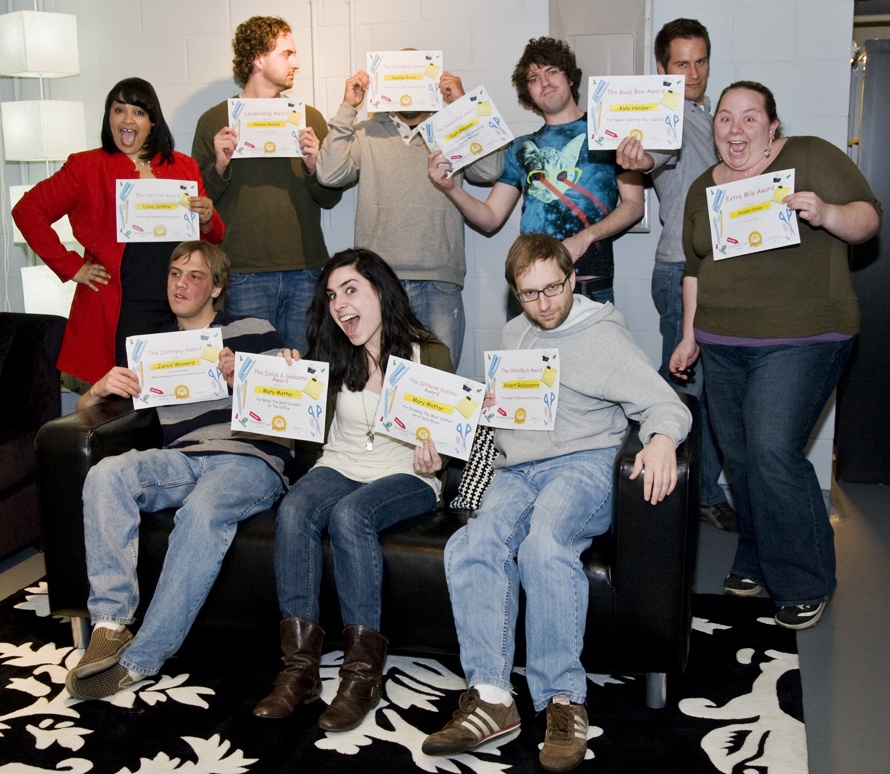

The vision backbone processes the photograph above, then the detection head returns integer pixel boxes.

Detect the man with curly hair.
[429,37,644,309]
[193,16,341,355]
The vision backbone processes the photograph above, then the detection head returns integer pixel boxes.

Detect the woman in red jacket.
[13,77,225,384]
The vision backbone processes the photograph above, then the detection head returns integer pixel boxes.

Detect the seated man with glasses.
[422,232,691,772]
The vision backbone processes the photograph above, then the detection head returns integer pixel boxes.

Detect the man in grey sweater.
[423,233,691,772]
[616,18,737,531]
[315,68,502,367]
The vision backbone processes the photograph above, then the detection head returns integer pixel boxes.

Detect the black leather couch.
[37,394,699,708]
[0,312,65,560]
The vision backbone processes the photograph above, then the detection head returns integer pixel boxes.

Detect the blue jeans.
[83,449,283,675]
[400,280,464,368]
[225,268,321,355]
[652,260,725,506]
[445,449,616,711]
[701,338,854,606]
[274,466,437,630]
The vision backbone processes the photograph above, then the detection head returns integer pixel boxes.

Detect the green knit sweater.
[683,136,881,338]
[192,99,342,274]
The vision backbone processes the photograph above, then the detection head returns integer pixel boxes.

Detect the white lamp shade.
[0,100,87,161]
[9,184,77,244]
[0,11,79,78]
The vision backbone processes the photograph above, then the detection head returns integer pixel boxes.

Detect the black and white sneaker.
[723,573,765,598]
[775,602,827,630]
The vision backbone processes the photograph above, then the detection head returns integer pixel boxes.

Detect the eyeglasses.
[514,274,572,303]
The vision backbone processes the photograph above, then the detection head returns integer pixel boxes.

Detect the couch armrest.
[608,393,700,674]
[37,399,162,617]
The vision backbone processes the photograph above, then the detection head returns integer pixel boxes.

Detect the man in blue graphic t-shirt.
[429,36,644,305]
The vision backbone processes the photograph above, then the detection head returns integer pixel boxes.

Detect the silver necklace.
[361,390,375,451]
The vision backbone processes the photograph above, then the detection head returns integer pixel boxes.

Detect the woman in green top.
[670,81,881,630]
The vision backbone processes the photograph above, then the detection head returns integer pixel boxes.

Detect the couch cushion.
[0,316,15,379]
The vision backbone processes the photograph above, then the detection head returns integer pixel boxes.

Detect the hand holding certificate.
[116,179,200,242]
[481,349,560,430]
[126,329,226,409]
[373,356,484,461]
[227,98,306,158]
[418,85,514,175]
[707,169,800,259]
[230,352,329,441]
[588,75,685,150]
[366,50,443,113]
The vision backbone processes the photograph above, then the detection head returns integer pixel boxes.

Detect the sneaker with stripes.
[422,688,520,756]
[539,696,588,772]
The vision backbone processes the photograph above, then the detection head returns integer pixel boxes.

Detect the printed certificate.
[116,179,199,242]
[228,97,306,158]
[587,75,685,150]
[126,328,226,410]
[707,169,800,259]
[480,349,560,430]
[230,352,329,442]
[366,50,443,113]
[373,356,484,461]
[418,85,514,175]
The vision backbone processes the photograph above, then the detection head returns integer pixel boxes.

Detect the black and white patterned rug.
[0,583,807,773]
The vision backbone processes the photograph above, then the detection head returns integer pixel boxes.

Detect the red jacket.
[13,148,225,383]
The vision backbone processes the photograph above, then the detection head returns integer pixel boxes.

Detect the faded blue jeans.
[652,260,726,506]
[400,280,464,368]
[701,338,854,606]
[274,466,437,630]
[225,268,322,356]
[83,449,283,676]
[445,448,616,711]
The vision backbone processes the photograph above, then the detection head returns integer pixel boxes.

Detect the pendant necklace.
[361,390,375,451]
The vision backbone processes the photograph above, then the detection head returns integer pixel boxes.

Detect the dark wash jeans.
[701,337,854,606]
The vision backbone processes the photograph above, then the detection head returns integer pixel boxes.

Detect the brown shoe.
[72,625,133,679]
[539,697,588,772]
[317,625,388,732]
[253,617,324,719]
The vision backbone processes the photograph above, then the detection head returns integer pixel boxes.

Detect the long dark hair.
[307,249,429,393]
[100,77,175,164]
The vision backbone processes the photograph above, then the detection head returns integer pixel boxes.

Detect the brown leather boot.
[253,617,324,719]
[317,625,388,732]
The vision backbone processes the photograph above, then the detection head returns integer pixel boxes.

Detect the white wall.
[1,0,854,485]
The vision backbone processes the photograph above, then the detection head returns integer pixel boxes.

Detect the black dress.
[115,241,177,366]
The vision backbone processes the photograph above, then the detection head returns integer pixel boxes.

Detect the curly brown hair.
[511,37,581,114]
[232,16,291,88]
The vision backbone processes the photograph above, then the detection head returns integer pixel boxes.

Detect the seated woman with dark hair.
[254,248,453,730]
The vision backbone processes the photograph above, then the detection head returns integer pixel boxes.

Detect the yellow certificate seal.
[174,384,190,400]
[271,415,287,433]
[470,142,483,155]
[749,231,763,247]
[400,94,413,107]
[152,224,167,238]
[513,407,527,425]
[629,129,644,141]
[415,426,431,441]
[264,141,277,153]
